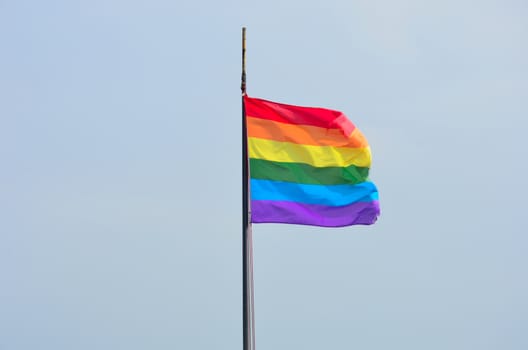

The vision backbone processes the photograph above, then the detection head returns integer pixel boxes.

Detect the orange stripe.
[247,116,368,148]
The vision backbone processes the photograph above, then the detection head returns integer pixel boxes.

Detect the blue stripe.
[250,179,378,206]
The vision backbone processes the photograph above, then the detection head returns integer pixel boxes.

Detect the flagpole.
[241,26,252,350]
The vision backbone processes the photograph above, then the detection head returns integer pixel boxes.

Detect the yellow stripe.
[248,138,371,168]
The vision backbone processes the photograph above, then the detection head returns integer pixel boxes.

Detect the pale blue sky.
[1,0,527,349]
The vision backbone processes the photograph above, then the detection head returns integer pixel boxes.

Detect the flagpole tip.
[241,27,247,94]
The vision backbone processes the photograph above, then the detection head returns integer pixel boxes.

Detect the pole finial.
[241,27,247,95]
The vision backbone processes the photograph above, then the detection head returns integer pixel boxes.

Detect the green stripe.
[249,158,370,185]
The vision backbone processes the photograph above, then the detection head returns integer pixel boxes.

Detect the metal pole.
[241,26,250,350]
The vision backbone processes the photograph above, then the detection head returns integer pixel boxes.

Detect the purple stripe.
[251,200,380,227]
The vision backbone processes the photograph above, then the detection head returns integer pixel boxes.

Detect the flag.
[245,95,380,227]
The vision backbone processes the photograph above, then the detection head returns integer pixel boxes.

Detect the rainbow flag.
[245,95,380,227]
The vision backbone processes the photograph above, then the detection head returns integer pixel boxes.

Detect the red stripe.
[244,95,355,136]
